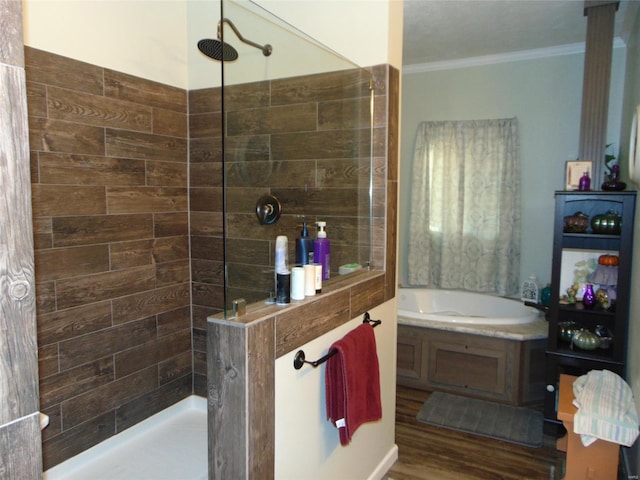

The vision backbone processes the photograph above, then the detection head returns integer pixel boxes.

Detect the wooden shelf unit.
[544,191,636,434]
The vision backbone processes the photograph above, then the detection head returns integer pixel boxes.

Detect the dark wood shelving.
[548,346,618,363]
[558,302,615,312]
[544,190,636,435]
[561,234,621,250]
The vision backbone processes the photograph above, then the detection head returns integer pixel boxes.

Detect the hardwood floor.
[386,385,565,480]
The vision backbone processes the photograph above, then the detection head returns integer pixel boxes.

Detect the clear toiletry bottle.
[295,222,314,265]
[314,221,331,281]
[274,235,290,304]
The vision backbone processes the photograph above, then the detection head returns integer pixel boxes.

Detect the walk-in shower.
[29,0,381,476]
[198,17,272,61]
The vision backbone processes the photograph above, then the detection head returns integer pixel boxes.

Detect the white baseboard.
[368,444,399,480]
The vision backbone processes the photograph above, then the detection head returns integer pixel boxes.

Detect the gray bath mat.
[416,392,543,448]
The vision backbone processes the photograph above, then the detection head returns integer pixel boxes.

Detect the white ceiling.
[403,0,639,67]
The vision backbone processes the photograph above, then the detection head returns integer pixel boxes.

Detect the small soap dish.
[339,263,363,275]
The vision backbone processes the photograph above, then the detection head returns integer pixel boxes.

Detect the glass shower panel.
[221,0,373,316]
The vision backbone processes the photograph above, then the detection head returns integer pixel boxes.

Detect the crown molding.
[403,37,625,75]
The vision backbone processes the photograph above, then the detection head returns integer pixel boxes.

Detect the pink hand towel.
[325,323,382,445]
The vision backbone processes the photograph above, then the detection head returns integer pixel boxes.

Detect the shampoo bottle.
[295,222,314,265]
[314,221,331,281]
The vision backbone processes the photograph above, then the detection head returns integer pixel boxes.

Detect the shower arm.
[218,18,272,57]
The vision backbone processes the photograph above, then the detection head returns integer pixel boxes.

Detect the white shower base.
[43,395,207,480]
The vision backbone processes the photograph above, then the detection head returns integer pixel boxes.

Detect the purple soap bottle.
[314,221,331,281]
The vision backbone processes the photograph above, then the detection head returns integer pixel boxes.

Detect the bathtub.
[397,287,540,325]
[396,287,547,405]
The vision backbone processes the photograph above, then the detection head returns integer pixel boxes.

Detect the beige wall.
[22,0,189,88]
[255,0,404,69]
[23,0,402,90]
[275,300,398,478]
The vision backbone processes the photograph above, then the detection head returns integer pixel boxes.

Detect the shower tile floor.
[43,396,207,480]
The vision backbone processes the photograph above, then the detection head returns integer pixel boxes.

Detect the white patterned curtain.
[407,118,521,296]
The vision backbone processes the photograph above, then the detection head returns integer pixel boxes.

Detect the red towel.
[325,323,382,446]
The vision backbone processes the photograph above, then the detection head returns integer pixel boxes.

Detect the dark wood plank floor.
[386,385,565,480]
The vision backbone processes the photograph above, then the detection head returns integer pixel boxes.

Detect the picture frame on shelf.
[565,160,593,190]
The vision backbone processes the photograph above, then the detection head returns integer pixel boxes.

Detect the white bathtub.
[397,288,540,325]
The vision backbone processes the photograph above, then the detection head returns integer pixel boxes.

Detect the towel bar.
[293,312,381,370]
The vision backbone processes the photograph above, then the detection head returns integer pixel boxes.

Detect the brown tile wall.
[188,67,386,301]
[188,66,390,396]
[188,87,223,395]
[26,44,395,470]
[26,47,193,470]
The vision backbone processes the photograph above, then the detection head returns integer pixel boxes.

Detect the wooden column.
[208,318,275,480]
[0,0,43,476]
[578,1,618,188]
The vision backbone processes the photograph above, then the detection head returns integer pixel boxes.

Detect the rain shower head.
[198,17,272,62]
[197,39,239,62]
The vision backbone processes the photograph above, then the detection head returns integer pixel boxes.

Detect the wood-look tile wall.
[25,44,394,471]
[188,87,223,396]
[25,47,193,470]
[188,65,386,317]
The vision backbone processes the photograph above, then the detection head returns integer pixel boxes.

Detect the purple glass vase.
[578,171,591,191]
[582,284,596,309]
[602,164,627,191]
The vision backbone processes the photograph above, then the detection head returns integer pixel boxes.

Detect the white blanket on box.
[572,369,640,447]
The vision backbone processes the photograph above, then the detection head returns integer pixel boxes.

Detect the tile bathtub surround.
[25,47,193,470]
